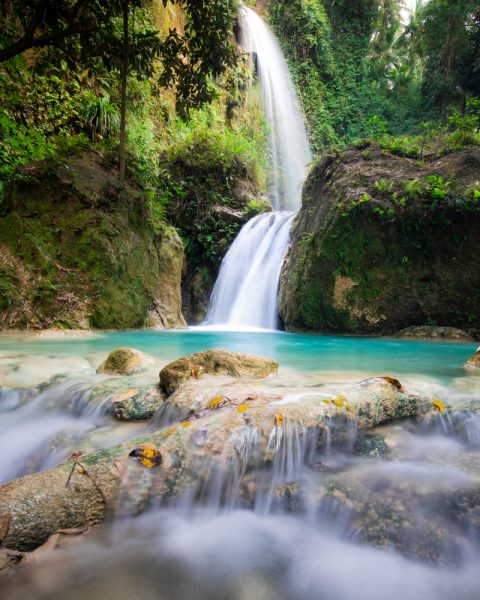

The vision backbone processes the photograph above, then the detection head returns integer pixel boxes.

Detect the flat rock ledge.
[0,377,433,552]
[395,326,473,341]
[159,349,279,395]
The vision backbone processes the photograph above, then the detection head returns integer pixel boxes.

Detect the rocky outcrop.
[0,152,186,330]
[159,349,278,395]
[396,326,474,340]
[0,376,432,551]
[465,347,480,369]
[181,266,216,324]
[279,146,480,334]
[96,348,154,376]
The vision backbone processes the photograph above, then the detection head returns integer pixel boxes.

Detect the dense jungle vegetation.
[0,0,479,327]
[1,1,479,197]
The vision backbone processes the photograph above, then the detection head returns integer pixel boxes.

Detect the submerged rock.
[396,326,474,340]
[159,349,278,395]
[465,347,480,369]
[353,434,388,458]
[96,348,154,376]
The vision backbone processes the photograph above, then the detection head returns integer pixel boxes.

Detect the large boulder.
[279,146,480,334]
[96,348,154,376]
[159,349,278,395]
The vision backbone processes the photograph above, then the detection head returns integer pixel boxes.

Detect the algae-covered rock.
[465,347,480,369]
[396,326,474,340]
[111,386,165,420]
[159,349,278,395]
[279,146,480,334]
[96,348,154,376]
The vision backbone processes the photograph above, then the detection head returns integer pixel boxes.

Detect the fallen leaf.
[432,400,445,413]
[181,421,192,428]
[162,426,177,437]
[237,404,249,413]
[112,390,138,404]
[129,444,162,468]
[383,377,403,390]
[208,396,230,409]
[274,413,284,427]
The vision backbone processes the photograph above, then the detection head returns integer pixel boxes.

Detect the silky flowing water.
[204,6,311,329]
[1,330,480,599]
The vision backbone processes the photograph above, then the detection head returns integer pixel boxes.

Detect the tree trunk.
[119,0,129,180]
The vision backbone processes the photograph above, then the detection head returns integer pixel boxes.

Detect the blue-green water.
[2,329,477,383]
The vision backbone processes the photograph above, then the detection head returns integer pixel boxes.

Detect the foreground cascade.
[0,347,434,551]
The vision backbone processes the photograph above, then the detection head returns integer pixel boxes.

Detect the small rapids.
[0,378,148,484]
[4,409,480,600]
[1,333,480,599]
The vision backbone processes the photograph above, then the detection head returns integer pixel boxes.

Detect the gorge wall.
[279,144,480,335]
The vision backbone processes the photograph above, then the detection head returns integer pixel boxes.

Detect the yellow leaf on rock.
[129,445,162,468]
[237,404,249,413]
[209,396,224,408]
[181,421,192,428]
[334,396,346,408]
[432,400,445,413]
[275,413,284,427]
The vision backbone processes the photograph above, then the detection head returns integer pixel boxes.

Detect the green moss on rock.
[280,146,480,334]
[0,152,185,330]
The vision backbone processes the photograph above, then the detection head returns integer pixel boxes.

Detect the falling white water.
[205,211,295,329]
[204,7,311,329]
[239,6,311,211]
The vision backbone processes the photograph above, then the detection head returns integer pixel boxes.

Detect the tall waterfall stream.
[204,6,311,330]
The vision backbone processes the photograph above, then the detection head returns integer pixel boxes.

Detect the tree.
[0,0,123,63]
[418,0,480,117]
[0,0,238,178]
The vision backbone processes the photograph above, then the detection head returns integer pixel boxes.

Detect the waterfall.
[203,6,311,329]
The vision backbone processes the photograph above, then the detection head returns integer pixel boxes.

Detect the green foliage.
[160,101,267,269]
[79,92,120,141]
[269,0,423,152]
[158,0,239,116]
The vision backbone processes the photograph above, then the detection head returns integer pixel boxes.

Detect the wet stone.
[354,434,388,458]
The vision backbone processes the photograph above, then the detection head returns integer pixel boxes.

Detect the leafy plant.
[79,92,120,141]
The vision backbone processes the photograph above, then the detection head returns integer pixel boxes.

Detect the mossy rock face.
[279,146,480,334]
[0,152,185,330]
[96,348,154,376]
[159,349,279,395]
